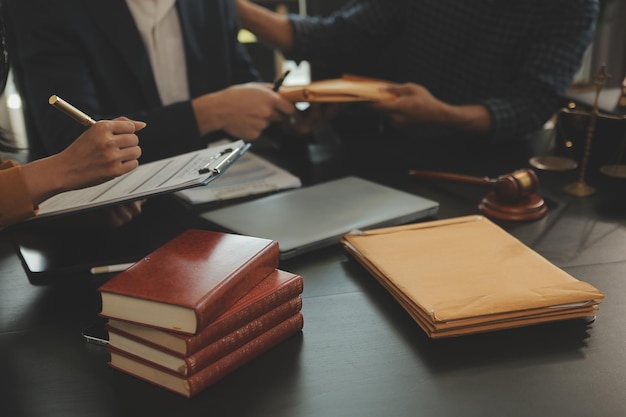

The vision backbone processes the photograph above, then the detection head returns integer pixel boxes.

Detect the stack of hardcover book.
[98,229,304,398]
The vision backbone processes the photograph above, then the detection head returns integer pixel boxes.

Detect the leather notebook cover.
[341,215,605,338]
[99,229,279,334]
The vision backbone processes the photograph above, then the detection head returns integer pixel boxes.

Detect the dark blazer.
[5,0,260,162]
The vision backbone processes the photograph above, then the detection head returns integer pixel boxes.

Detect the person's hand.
[370,83,491,134]
[102,200,145,228]
[49,200,146,229]
[20,117,145,207]
[192,82,296,139]
[54,117,145,191]
[369,83,446,127]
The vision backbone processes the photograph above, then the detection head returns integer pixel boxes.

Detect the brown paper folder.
[341,215,605,338]
[278,74,397,103]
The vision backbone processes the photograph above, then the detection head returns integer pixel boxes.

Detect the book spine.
[186,313,304,397]
[186,278,303,355]
[104,275,304,356]
[109,313,304,398]
[195,240,280,329]
[183,296,303,375]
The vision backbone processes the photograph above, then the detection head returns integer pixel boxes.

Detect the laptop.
[200,176,439,260]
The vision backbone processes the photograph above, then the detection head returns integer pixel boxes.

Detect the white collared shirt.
[125,0,190,105]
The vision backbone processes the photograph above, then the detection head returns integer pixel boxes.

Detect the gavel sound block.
[409,168,548,221]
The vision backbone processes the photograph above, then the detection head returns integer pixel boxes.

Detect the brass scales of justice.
[529,65,626,197]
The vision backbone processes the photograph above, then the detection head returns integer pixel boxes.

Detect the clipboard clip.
[198,147,241,175]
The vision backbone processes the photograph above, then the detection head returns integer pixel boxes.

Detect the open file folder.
[341,215,605,338]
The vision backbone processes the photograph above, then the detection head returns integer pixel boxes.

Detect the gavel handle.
[408,170,495,188]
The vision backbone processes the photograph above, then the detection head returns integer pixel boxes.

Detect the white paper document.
[34,141,248,219]
[174,149,301,204]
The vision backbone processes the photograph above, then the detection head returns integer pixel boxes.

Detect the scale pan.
[529,155,578,171]
[600,164,626,178]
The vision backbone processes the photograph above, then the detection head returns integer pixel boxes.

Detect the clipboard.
[27,140,249,222]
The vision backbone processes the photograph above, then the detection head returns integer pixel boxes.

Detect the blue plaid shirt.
[288,0,599,142]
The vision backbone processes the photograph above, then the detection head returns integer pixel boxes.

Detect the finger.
[118,144,142,160]
[275,98,297,116]
[380,84,414,96]
[105,210,125,228]
[107,119,146,134]
[132,121,147,131]
[112,133,140,149]
[119,159,139,175]
[113,205,134,224]
[126,200,144,216]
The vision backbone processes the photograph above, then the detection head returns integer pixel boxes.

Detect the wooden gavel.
[408,168,540,204]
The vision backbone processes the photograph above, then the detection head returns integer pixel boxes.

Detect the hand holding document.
[277,74,398,103]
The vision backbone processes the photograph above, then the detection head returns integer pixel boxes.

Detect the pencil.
[90,262,135,275]
[272,69,291,92]
[49,95,97,126]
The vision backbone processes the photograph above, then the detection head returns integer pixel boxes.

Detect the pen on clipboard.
[90,262,135,275]
[49,95,97,126]
[272,69,291,92]
[198,146,241,175]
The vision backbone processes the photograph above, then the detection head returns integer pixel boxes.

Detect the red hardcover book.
[106,269,304,356]
[98,229,279,335]
[107,296,302,376]
[109,313,304,398]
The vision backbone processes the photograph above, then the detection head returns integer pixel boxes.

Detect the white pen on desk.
[90,262,135,275]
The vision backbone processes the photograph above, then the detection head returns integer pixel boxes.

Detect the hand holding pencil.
[20,95,147,224]
[45,95,146,190]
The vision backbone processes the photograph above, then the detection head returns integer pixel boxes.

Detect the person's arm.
[236,0,295,52]
[0,118,143,227]
[482,0,599,141]
[237,0,403,70]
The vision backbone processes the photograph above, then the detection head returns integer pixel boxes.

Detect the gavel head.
[492,168,539,203]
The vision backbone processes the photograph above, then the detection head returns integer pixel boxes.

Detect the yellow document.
[278,74,397,103]
[341,215,605,338]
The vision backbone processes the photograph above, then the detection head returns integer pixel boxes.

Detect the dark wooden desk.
[1,138,626,417]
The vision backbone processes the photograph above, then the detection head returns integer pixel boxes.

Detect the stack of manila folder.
[341,215,605,338]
